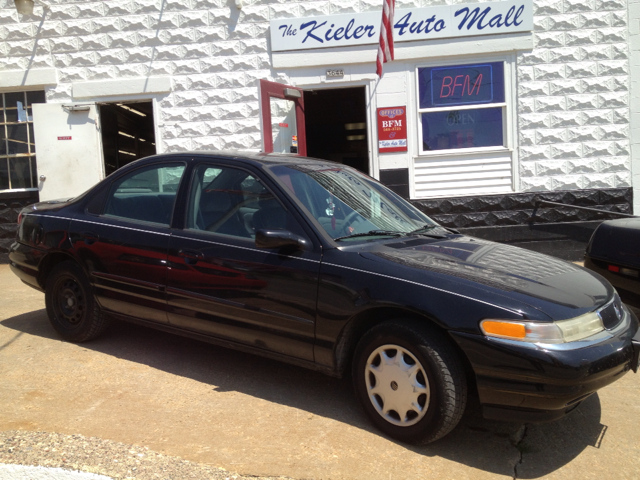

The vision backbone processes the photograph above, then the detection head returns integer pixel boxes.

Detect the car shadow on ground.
[2,309,609,478]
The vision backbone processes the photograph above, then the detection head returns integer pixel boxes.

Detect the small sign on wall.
[377,107,407,153]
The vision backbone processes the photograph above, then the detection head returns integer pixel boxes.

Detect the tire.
[352,320,467,444]
[45,261,108,342]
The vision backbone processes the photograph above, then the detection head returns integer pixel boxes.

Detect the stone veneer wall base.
[412,187,633,261]
[0,191,39,264]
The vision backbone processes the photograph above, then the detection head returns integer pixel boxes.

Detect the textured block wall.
[516,0,631,192]
[629,0,640,214]
[0,0,632,196]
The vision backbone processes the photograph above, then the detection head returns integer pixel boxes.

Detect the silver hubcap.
[365,344,430,427]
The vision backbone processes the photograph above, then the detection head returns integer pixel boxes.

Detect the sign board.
[419,61,505,109]
[377,107,407,153]
[326,69,345,78]
[431,64,495,106]
[270,0,533,52]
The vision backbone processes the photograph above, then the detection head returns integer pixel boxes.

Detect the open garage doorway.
[99,101,156,176]
[303,87,370,175]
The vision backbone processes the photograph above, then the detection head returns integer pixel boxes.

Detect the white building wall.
[0,0,634,198]
[629,0,640,213]
[516,0,632,193]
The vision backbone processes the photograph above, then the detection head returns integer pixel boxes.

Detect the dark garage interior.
[99,101,157,177]
[304,87,370,175]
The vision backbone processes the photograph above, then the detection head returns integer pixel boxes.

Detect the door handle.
[81,231,99,245]
[178,248,204,264]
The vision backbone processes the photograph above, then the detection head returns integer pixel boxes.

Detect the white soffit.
[272,32,533,69]
[0,68,58,88]
[73,76,172,99]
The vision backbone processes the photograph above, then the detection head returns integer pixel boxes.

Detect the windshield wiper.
[334,230,406,241]
[408,224,448,238]
[409,224,440,234]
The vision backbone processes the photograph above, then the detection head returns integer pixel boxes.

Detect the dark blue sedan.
[9,152,640,444]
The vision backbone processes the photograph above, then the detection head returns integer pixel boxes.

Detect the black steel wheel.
[353,320,467,444]
[45,261,108,342]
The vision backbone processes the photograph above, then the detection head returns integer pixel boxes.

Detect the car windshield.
[267,164,441,241]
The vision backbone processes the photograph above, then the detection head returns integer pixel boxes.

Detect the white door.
[32,103,104,201]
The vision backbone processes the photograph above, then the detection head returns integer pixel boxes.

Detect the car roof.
[134,150,341,169]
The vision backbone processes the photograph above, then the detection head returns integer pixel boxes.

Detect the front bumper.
[451,307,640,423]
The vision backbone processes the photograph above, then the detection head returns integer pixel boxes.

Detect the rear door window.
[104,164,186,225]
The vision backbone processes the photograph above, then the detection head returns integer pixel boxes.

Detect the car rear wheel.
[45,261,108,342]
[353,320,467,444]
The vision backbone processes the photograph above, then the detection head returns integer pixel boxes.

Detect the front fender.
[313,248,535,373]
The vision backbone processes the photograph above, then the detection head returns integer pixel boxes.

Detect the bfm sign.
[377,108,408,153]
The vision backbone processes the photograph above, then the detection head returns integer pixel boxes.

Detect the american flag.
[376,0,396,77]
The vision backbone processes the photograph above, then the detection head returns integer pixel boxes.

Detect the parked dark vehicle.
[585,218,640,309]
[10,152,640,444]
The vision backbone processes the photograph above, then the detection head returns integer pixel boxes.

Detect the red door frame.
[259,79,307,156]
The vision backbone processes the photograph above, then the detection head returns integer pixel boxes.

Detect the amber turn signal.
[480,320,526,339]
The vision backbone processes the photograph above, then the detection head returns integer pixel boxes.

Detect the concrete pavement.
[1,263,639,479]
[0,465,111,480]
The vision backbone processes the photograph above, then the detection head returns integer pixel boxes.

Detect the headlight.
[480,311,605,344]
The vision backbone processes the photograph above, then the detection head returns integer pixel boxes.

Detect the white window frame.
[409,53,518,198]
[415,55,515,157]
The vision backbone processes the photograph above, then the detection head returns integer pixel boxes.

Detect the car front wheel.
[45,261,108,342]
[353,320,467,444]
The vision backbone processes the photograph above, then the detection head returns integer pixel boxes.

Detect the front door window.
[186,164,305,239]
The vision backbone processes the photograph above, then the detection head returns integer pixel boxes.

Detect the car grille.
[598,296,625,330]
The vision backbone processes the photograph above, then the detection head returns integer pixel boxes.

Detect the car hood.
[358,235,613,318]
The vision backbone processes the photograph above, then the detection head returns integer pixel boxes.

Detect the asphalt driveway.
[1,264,639,479]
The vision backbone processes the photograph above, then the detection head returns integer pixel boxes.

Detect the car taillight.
[609,264,639,278]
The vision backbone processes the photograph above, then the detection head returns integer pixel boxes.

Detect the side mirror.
[255,229,309,250]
